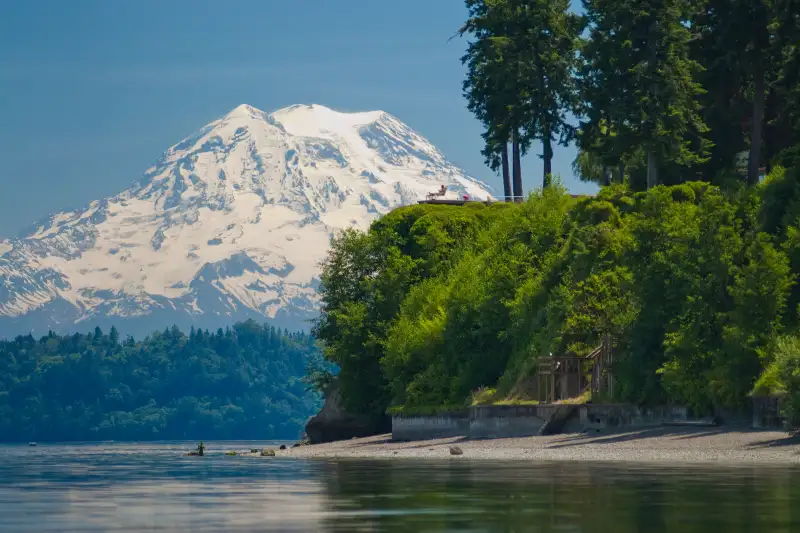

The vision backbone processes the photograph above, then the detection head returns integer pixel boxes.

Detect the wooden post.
[538,372,543,403]
[606,335,613,400]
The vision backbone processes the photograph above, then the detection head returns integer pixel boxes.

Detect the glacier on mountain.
[0,103,493,338]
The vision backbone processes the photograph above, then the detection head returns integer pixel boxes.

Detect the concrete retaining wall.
[578,404,691,430]
[752,396,786,429]
[392,410,470,441]
[470,405,558,438]
[392,404,708,441]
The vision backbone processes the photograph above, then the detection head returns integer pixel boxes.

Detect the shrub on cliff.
[754,335,800,427]
[314,171,800,420]
[312,204,498,420]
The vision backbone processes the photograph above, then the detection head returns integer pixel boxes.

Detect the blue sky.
[0,0,592,238]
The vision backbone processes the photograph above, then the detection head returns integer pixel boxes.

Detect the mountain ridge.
[0,103,493,338]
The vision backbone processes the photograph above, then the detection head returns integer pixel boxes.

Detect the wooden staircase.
[535,336,613,403]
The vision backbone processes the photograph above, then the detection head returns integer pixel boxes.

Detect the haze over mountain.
[0,104,493,338]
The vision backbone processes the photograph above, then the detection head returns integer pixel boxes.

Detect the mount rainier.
[0,103,493,338]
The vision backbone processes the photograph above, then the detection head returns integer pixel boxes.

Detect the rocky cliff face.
[304,381,391,444]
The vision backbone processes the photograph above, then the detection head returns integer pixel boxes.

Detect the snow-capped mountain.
[0,103,493,338]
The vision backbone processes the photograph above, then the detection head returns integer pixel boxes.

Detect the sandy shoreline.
[281,426,800,465]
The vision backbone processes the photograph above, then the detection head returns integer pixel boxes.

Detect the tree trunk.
[602,166,611,186]
[646,22,659,190]
[501,142,512,202]
[618,162,625,184]
[512,129,523,202]
[542,128,553,188]
[646,150,658,189]
[748,66,766,186]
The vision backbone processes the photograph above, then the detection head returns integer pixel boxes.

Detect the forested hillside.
[305,0,800,429]
[0,321,322,442]
[314,174,800,426]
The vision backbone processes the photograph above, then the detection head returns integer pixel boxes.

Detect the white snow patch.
[0,103,494,325]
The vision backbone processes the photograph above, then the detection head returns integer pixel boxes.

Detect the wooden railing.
[535,336,613,403]
[425,190,446,201]
[588,336,613,399]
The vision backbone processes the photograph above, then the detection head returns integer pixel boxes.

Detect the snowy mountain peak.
[271,104,387,137]
[224,103,267,120]
[0,104,493,338]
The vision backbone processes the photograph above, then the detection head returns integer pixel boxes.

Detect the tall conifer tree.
[580,0,710,189]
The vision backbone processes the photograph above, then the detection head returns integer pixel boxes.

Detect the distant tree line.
[459,0,800,196]
[0,320,323,442]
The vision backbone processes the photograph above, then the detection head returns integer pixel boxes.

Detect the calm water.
[1,442,799,532]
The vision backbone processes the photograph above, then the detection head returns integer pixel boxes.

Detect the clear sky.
[0,0,593,238]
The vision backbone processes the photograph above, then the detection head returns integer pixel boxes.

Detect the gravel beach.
[282,427,800,464]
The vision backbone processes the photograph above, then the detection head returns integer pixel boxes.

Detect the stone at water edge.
[305,380,390,443]
[260,449,276,457]
[279,445,287,450]
[449,446,464,456]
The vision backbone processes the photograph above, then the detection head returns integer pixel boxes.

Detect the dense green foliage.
[315,169,800,421]
[0,321,322,442]
[436,0,800,426]
[754,336,800,426]
[460,0,800,191]
[309,0,800,429]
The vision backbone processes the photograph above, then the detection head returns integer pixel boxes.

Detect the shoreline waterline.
[282,426,800,465]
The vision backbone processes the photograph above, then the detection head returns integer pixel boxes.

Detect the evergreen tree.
[514,0,584,188]
[572,146,629,186]
[692,0,779,185]
[576,0,639,185]
[461,0,583,194]
[580,0,710,189]
[763,0,800,170]
[482,133,513,201]
[512,128,523,199]
[460,0,531,201]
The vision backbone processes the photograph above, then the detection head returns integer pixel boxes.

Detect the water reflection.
[1,443,799,532]
[313,460,800,533]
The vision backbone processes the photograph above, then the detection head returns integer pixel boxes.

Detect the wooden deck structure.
[417,199,492,206]
[535,336,613,403]
[417,194,590,207]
